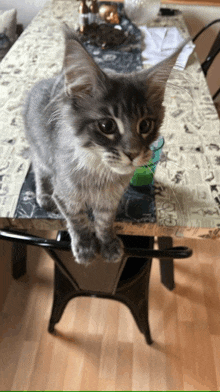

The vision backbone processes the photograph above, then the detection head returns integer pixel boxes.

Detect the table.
[0,0,220,241]
[0,1,197,344]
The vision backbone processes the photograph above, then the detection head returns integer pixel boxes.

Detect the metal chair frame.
[0,229,192,344]
[193,19,220,100]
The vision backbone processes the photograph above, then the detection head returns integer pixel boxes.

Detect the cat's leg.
[33,163,58,213]
[93,206,124,263]
[67,212,98,265]
[53,195,98,265]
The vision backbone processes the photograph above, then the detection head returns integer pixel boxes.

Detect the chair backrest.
[193,19,220,101]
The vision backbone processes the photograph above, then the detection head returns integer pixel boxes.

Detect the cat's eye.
[98,119,117,135]
[139,119,154,136]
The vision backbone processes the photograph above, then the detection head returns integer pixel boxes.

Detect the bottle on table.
[78,0,89,33]
[89,0,99,24]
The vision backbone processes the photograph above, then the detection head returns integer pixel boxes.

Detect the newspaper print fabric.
[146,14,220,239]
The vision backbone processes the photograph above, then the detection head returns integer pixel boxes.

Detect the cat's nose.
[124,152,139,162]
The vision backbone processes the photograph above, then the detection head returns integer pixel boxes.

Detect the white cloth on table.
[139,26,195,70]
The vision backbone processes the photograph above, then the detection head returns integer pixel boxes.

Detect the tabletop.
[1,0,220,240]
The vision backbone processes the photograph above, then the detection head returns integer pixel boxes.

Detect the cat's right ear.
[137,39,191,104]
[63,24,108,100]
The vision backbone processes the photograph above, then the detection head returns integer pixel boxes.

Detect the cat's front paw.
[37,194,59,214]
[72,236,98,266]
[101,236,124,263]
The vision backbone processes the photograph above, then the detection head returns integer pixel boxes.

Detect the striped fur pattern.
[24,26,182,265]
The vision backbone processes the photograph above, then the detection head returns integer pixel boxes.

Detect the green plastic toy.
[130,136,164,187]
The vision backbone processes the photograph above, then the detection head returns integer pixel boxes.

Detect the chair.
[193,19,220,108]
[0,8,23,62]
[0,229,192,344]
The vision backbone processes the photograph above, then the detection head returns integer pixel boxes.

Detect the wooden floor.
[1,233,220,391]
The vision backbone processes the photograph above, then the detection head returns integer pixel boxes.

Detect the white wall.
[0,0,48,28]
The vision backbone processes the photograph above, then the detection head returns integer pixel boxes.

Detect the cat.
[23,25,185,265]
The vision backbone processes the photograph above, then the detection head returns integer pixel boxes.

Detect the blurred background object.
[124,0,161,25]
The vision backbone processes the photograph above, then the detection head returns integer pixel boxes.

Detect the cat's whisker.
[159,155,195,173]
[44,90,65,113]
[47,109,61,125]
[166,81,195,103]
[146,165,154,175]
[154,166,186,219]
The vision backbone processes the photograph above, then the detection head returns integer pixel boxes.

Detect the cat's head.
[62,26,183,176]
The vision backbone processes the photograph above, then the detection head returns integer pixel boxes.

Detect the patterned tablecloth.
[0,0,220,240]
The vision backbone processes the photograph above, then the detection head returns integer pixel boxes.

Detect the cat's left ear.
[63,24,108,99]
[138,39,190,103]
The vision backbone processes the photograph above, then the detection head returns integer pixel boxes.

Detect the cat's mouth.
[133,150,153,168]
[102,149,153,175]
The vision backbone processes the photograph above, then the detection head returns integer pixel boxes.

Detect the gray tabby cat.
[24,26,184,265]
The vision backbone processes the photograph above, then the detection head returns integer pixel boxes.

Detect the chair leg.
[48,233,154,343]
[48,258,153,344]
[48,264,78,333]
[12,241,27,279]
[116,258,153,345]
[158,236,175,291]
